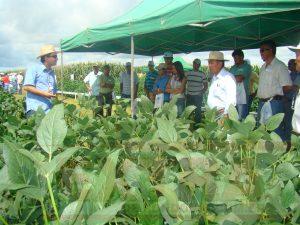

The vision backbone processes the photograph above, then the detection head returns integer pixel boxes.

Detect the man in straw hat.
[289,43,300,135]
[23,44,59,117]
[207,51,236,116]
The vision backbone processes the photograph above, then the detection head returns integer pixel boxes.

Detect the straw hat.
[156,63,167,70]
[37,45,60,58]
[207,51,228,61]
[289,43,300,52]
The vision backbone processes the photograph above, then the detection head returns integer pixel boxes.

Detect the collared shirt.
[207,68,236,114]
[120,71,138,95]
[84,71,101,96]
[153,74,170,102]
[186,70,207,96]
[99,74,115,94]
[230,61,252,96]
[23,63,57,113]
[257,57,292,99]
[144,70,158,92]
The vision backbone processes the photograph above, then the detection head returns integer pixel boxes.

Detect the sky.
[0,0,297,72]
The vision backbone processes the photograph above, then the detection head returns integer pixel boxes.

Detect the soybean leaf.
[37,104,67,156]
[266,113,284,131]
[138,202,163,225]
[155,184,179,218]
[276,163,299,181]
[281,180,295,208]
[91,150,120,208]
[228,105,239,122]
[86,201,124,225]
[124,187,144,217]
[156,118,177,143]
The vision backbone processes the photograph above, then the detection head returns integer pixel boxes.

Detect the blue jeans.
[236,104,248,120]
[257,99,286,141]
[176,98,185,116]
[186,94,203,124]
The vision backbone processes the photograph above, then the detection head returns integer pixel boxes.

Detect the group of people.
[0,72,23,94]
[20,40,300,146]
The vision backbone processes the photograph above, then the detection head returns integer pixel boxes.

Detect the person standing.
[84,65,102,115]
[230,49,252,120]
[17,72,24,95]
[289,43,300,135]
[23,45,58,117]
[166,61,187,116]
[257,40,292,141]
[163,51,175,76]
[2,73,10,92]
[120,62,138,99]
[152,63,171,105]
[144,61,158,99]
[186,58,207,124]
[207,51,236,116]
[99,65,115,116]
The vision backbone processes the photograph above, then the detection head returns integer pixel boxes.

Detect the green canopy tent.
[60,0,300,115]
[141,56,193,73]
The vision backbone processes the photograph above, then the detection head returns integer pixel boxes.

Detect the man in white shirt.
[257,40,292,142]
[289,43,300,135]
[207,51,236,116]
[84,65,102,114]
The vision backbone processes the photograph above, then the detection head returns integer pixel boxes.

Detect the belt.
[259,95,283,102]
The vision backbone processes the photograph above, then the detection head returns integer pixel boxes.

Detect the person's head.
[148,61,155,72]
[163,51,173,65]
[259,40,276,62]
[289,43,300,72]
[125,62,131,73]
[93,65,99,74]
[103,65,110,75]
[207,51,227,75]
[193,58,201,71]
[288,59,296,72]
[156,63,167,76]
[38,45,59,68]
[173,61,185,81]
[232,49,244,65]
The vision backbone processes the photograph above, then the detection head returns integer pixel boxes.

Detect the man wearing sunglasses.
[257,40,292,142]
[23,45,59,117]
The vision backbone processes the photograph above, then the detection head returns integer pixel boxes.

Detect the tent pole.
[130,35,135,118]
[60,50,64,97]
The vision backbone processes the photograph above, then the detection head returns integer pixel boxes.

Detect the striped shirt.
[186,71,207,95]
[144,70,158,92]
[120,72,138,95]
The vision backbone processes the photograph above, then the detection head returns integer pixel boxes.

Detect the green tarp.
[61,0,300,55]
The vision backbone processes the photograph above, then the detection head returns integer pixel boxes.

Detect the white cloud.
[0,0,297,71]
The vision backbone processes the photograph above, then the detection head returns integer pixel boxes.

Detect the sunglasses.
[260,48,271,53]
[48,55,58,58]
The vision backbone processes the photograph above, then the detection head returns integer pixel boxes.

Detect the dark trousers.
[186,94,203,124]
[98,93,113,116]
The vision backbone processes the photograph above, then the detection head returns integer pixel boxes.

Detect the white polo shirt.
[84,71,102,96]
[257,57,292,99]
[207,68,236,114]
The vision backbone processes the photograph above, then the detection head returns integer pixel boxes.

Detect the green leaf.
[19,186,45,200]
[124,187,144,217]
[138,203,163,225]
[156,118,177,143]
[3,142,39,186]
[181,105,196,119]
[232,204,259,224]
[211,181,245,204]
[281,180,295,208]
[86,201,124,225]
[44,147,79,177]
[0,166,28,192]
[228,105,239,121]
[276,162,299,181]
[155,184,179,218]
[60,183,91,225]
[139,95,154,115]
[266,113,284,131]
[37,104,68,156]
[92,150,120,208]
